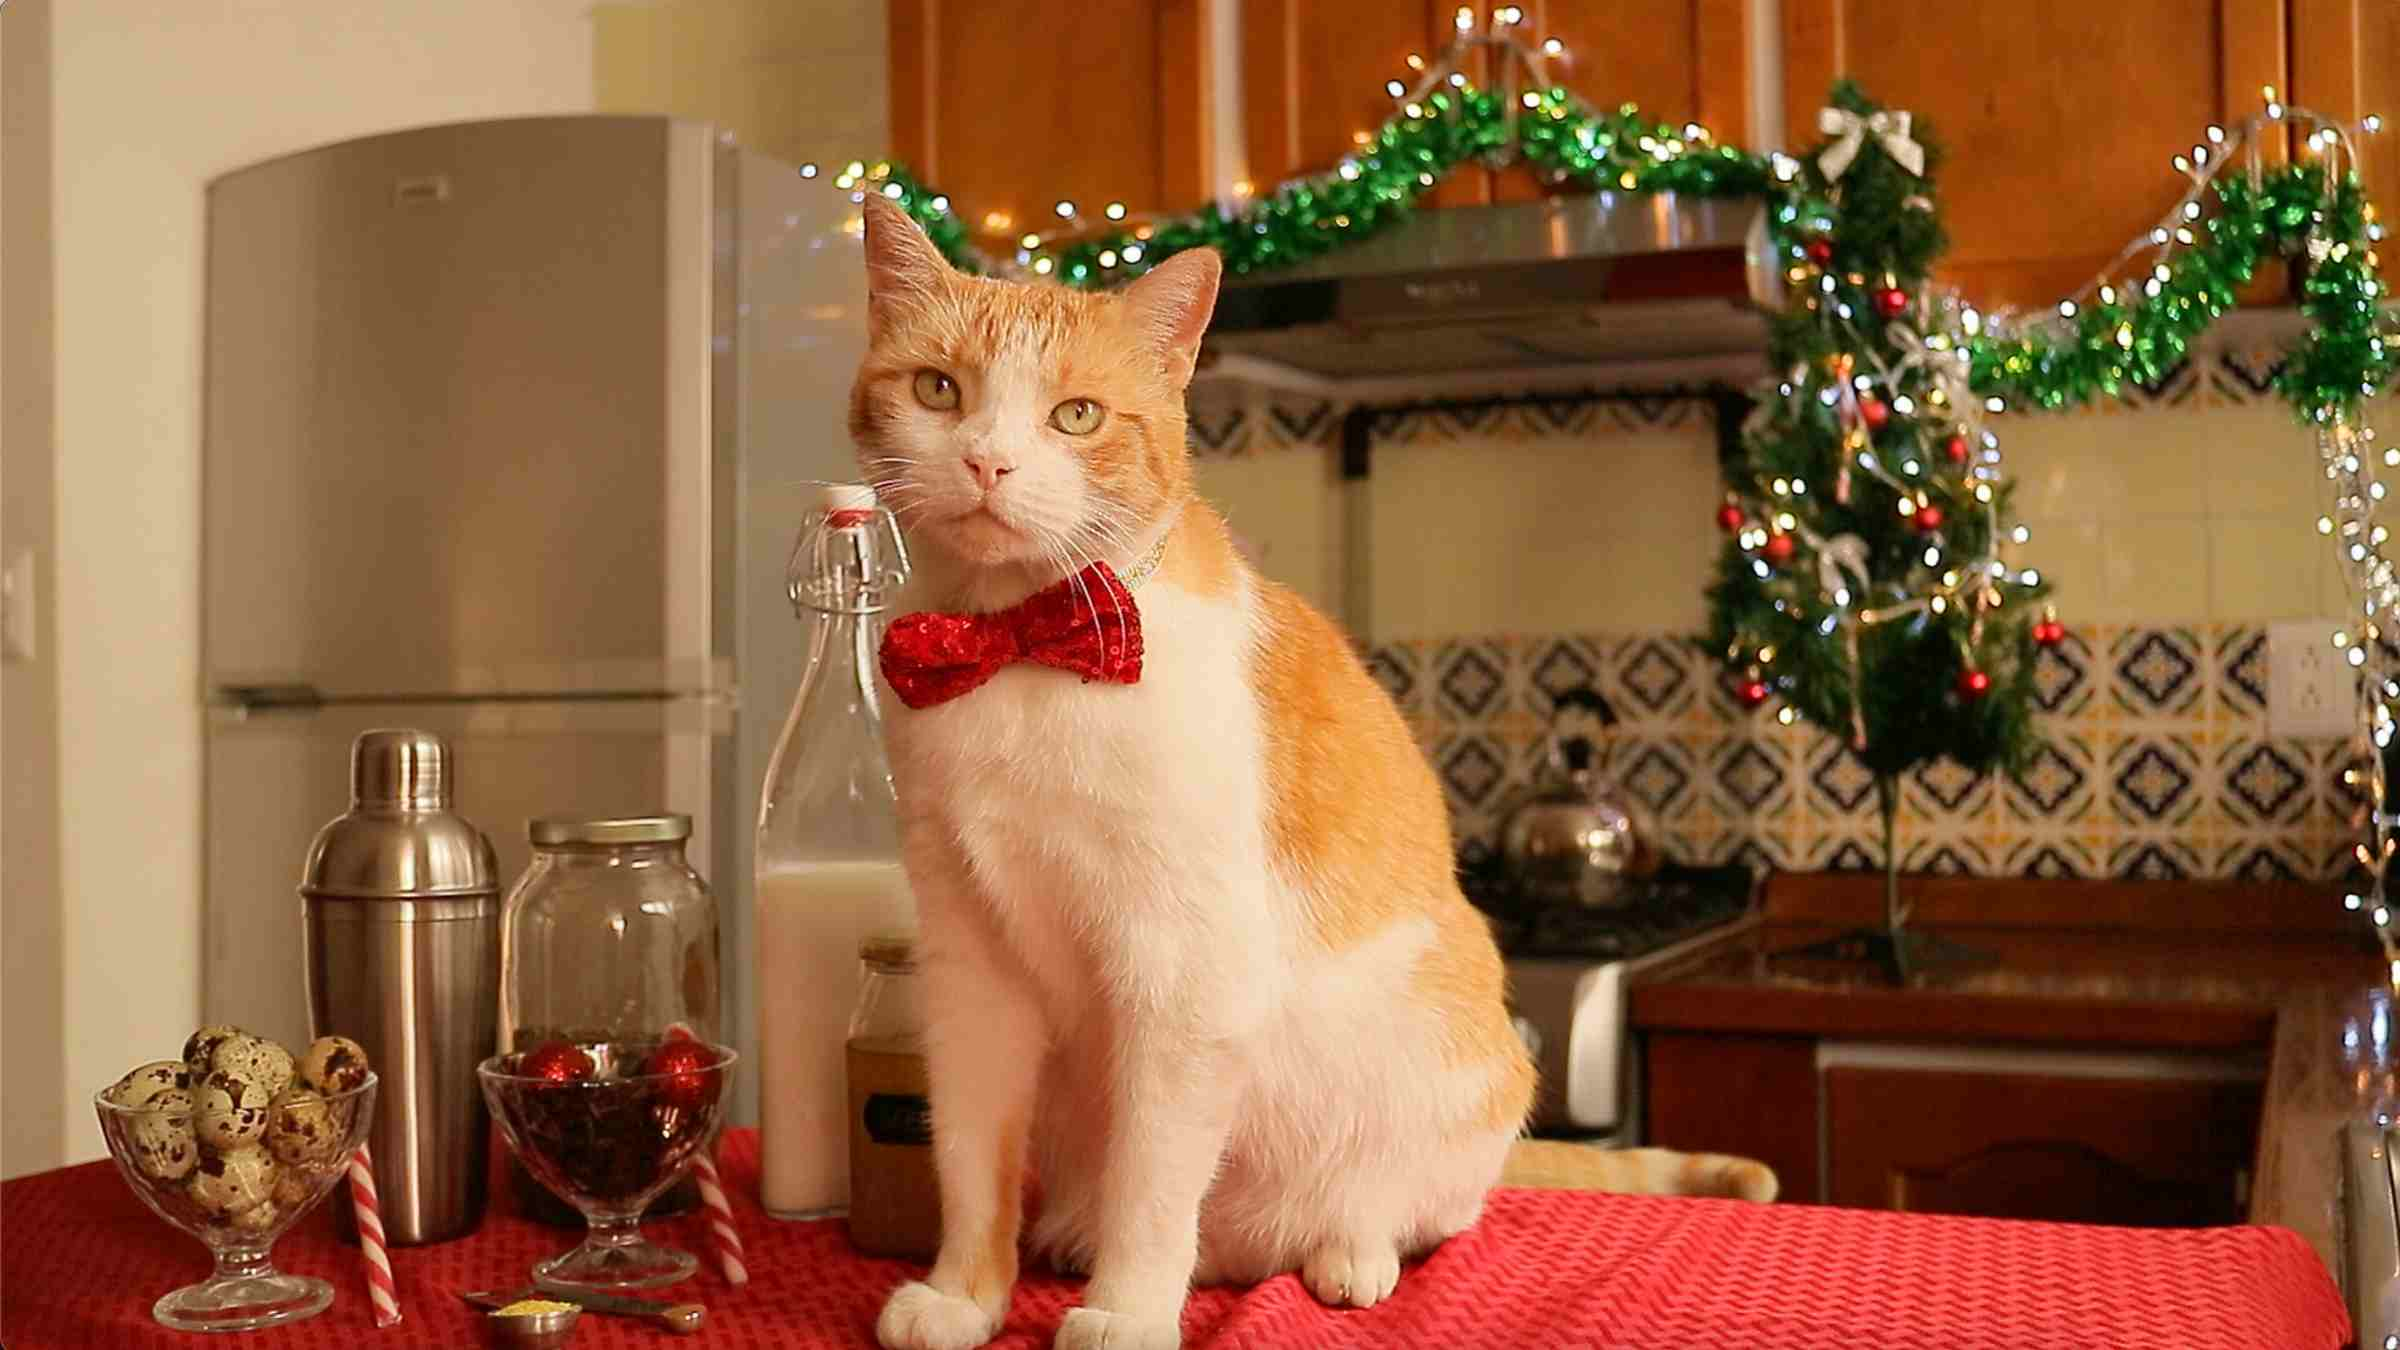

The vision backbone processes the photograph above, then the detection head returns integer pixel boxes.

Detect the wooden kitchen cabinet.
[1242,1,1754,209]
[1822,1064,2261,1226]
[1644,1029,2265,1226]
[887,0,1214,245]
[1632,874,2375,1227]
[2293,0,2400,218]
[1782,0,2291,310]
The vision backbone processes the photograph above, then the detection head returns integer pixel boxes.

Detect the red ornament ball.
[1873,286,1910,318]
[641,1039,720,1111]
[1737,679,1771,708]
[1715,503,1745,532]
[2033,619,2067,647]
[1859,398,1890,430]
[1804,238,1835,266]
[1957,668,1992,700]
[1914,504,1945,531]
[518,1040,595,1084]
[1762,532,1796,564]
[1945,434,1972,464]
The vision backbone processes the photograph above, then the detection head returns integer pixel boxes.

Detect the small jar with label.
[845,934,940,1259]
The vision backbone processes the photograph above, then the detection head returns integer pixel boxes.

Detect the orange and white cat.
[849,195,1770,1350]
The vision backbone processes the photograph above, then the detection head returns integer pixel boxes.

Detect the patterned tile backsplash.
[1367,624,2363,884]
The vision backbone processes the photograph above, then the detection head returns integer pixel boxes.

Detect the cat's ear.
[1120,247,1222,387]
[860,194,951,336]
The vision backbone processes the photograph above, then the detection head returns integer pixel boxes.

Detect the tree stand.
[1771,774,1990,982]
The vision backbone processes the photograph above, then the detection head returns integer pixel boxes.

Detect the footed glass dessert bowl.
[479,1039,733,1290]
[94,1071,378,1332]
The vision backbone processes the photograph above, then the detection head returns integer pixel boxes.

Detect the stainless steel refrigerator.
[201,115,863,1124]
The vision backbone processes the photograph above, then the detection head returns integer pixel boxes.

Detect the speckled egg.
[194,1070,272,1150]
[128,1089,199,1183]
[107,1060,190,1109]
[229,1197,283,1234]
[208,1034,294,1099]
[296,1036,371,1097]
[185,1146,278,1220]
[270,1169,314,1212]
[182,1025,246,1081]
[264,1087,343,1166]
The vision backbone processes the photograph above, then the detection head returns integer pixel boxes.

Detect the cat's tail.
[1501,1140,1780,1203]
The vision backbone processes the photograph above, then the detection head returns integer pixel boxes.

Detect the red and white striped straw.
[662,1023,748,1286]
[346,1144,402,1327]
[691,1145,749,1286]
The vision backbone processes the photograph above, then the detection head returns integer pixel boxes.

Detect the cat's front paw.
[878,1280,1001,1350]
[1054,1306,1181,1350]
[1301,1238,1402,1309]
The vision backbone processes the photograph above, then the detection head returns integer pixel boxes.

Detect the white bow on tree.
[1817,107,1925,181]
[1889,324,1975,411]
[1816,533,1872,601]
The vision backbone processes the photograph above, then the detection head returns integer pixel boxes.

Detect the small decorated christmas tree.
[1704,83,2059,972]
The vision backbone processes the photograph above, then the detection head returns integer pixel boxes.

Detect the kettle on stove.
[1498,687,1660,908]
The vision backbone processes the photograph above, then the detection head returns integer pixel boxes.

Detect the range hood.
[1202,192,1778,382]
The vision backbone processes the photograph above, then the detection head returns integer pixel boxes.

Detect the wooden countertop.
[1623,871,2392,1276]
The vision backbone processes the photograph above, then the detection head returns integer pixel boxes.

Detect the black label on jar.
[863,1093,933,1146]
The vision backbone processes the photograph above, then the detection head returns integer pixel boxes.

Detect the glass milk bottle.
[754,483,917,1218]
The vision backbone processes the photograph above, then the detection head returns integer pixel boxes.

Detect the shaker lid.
[352,728,451,809]
[299,729,498,899]
[859,932,917,969]
[528,814,692,847]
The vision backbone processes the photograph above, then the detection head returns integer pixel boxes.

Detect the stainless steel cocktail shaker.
[301,729,499,1244]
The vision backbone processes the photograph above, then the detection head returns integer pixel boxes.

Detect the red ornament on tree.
[1737,677,1771,708]
[1715,503,1745,532]
[1914,504,1945,531]
[641,1039,720,1111]
[1873,286,1910,318]
[1957,668,1992,700]
[1945,433,1972,464]
[2033,607,2066,646]
[1859,398,1890,430]
[518,1040,594,1084]
[1804,238,1835,266]
[1762,532,1796,564]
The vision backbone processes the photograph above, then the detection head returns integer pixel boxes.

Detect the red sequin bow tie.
[879,562,1144,709]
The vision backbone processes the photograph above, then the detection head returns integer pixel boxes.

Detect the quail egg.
[229,1196,284,1233]
[107,1060,191,1109]
[264,1087,343,1167]
[208,1034,295,1099]
[127,1088,200,1183]
[296,1035,371,1097]
[270,1168,314,1212]
[195,1070,273,1150]
[181,1025,246,1082]
[186,1146,278,1220]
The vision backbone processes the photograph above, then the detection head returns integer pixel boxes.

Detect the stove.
[1485,864,1758,1139]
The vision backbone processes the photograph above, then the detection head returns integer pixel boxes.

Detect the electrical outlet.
[2268,620,2358,737]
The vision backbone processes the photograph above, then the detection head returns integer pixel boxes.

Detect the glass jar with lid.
[500,814,721,1224]
[845,933,938,1259]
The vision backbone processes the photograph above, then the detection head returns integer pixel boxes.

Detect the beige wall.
[1198,396,2384,645]
[3,0,68,1182]
[594,0,889,162]
[43,0,595,1169]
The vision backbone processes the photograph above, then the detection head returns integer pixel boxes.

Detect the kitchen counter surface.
[1625,872,2393,1276]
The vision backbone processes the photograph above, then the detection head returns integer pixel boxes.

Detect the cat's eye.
[1050,398,1105,436]
[912,369,960,411]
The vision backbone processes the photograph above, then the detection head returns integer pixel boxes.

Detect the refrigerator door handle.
[215,683,328,712]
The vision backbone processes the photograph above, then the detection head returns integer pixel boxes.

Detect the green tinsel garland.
[850,81,2392,426]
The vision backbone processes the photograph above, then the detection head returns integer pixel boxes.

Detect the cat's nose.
[961,455,1015,491]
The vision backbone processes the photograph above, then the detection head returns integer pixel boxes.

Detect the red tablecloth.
[2,1128,2350,1349]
